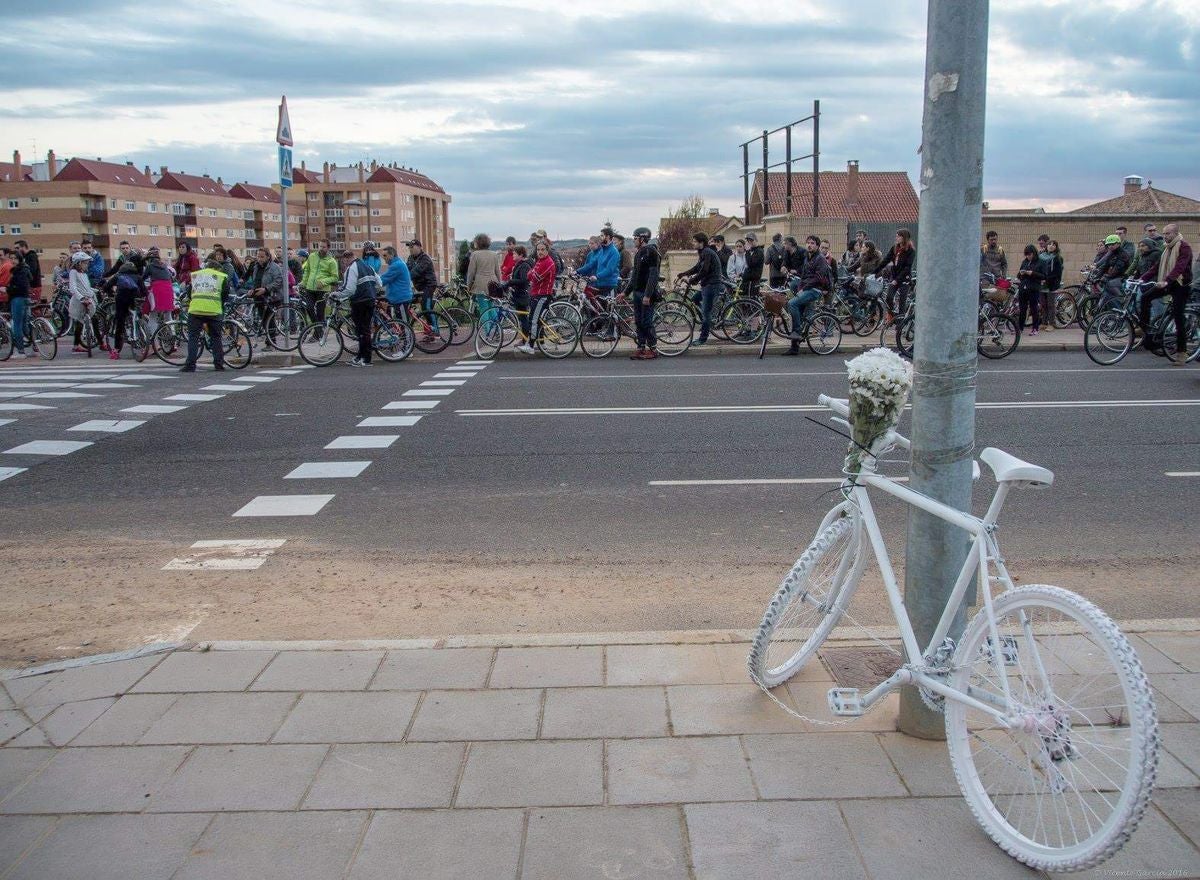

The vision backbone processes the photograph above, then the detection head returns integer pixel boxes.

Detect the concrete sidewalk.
[0,626,1196,879]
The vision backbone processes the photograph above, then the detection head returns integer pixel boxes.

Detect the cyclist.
[726,239,747,285]
[244,246,285,331]
[628,227,660,360]
[526,240,557,353]
[142,247,176,337]
[1130,236,1164,321]
[500,236,518,282]
[766,233,787,288]
[2,251,32,358]
[675,232,723,346]
[68,252,100,353]
[1094,234,1130,308]
[492,245,533,350]
[979,231,1007,281]
[340,248,383,368]
[180,256,231,373]
[782,235,831,356]
[1138,223,1193,365]
[876,228,915,318]
[1015,244,1046,335]
[575,228,620,310]
[380,246,413,320]
[742,232,764,297]
[109,262,146,360]
[782,236,806,292]
[300,241,340,322]
[406,239,439,341]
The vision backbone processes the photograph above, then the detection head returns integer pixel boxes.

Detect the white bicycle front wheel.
[945,585,1158,873]
[748,513,865,688]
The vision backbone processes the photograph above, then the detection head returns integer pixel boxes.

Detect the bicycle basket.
[763,291,787,316]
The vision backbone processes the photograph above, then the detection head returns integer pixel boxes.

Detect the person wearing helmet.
[628,227,660,360]
[1095,233,1131,308]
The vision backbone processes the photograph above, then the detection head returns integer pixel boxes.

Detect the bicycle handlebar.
[817,395,911,451]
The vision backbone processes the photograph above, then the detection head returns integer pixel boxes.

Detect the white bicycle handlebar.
[818,394,911,451]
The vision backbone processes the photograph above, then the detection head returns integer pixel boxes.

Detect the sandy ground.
[1,537,1196,664]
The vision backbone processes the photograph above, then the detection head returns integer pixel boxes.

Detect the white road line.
[649,477,910,486]
[202,384,252,392]
[233,494,335,517]
[0,419,13,427]
[75,383,143,389]
[68,420,146,433]
[164,393,224,402]
[357,416,422,428]
[402,388,455,397]
[291,365,316,369]
[163,539,288,571]
[0,382,78,388]
[0,467,27,482]
[122,404,188,414]
[231,376,280,383]
[0,403,54,411]
[1165,471,1200,477]
[261,369,304,375]
[499,366,1189,381]
[326,435,399,449]
[285,461,372,479]
[420,380,466,387]
[382,400,439,410]
[455,360,487,365]
[0,392,32,398]
[3,440,93,456]
[440,366,488,372]
[26,392,101,399]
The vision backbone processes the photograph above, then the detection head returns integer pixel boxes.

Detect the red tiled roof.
[228,182,281,203]
[367,167,446,194]
[53,158,155,187]
[0,162,32,183]
[155,170,228,196]
[756,170,919,222]
[291,167,321,184]
[1069,186,1200,215]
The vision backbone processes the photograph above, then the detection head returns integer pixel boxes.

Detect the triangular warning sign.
[276,96,294,147]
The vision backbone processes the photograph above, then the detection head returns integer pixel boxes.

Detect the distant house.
[747,161,919,225]
[1069,176,1200,215]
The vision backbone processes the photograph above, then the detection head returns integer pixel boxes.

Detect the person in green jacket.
[300,240,340,321]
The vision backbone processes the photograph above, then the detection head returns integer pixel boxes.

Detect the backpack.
[115,272,140,293]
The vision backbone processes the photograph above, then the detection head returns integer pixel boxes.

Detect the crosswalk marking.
[402,388,454,397]
[121,404,187,414]
[382,400,439,409]
[357,416,422,428]
[326,435,399,449]
[3,440,93,456]
[285,461,372,479]
[233,494,335,517]
[164,393,224,402]
[68,420,146,434]
[163,539,288,571]
[0,467,27,482]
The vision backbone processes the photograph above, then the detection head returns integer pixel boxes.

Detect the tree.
[657,194,708,252]
[455,240,470,278]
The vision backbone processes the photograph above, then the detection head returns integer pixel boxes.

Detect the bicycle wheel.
[978,314,1020,359]
[945,585,1158,872]
[580,315,619,358]
[748,515,865,688]
[654,303,693,357]
[852,301,884,336]
[266,305,306,351]
[336,317,360,357]
[31,317,58,360]
[720,300,766,344]
[896,315,916,358]
[153,320,188,366]
[758,314,774,359]
[474,312,516,360]
[805,313,843,355]
[442,305,476,346]
[1074,291,1100,329]
[411,309,453,354]
[1161,311,1200,362]
[536,314,578,359]
[0,322,11,362]
[220,321,253,369]
[1053,290,1077,329]
[1083,311,1132,366]
[297,321,344,366]
[128,318,151,363]
[373,319,414,362]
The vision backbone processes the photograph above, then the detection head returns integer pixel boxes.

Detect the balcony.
[86,235,111,249]
[80,207,108,223]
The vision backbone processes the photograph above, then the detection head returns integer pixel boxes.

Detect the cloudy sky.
[3,0,1196,239]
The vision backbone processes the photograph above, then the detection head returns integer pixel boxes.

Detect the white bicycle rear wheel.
[945,585,1158,872]
[748,514,865,688]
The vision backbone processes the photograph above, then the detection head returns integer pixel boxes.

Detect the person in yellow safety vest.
[180,256,232,373]
[300,240,341,323]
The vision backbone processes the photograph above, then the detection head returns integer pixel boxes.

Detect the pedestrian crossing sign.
[279,146,293,188]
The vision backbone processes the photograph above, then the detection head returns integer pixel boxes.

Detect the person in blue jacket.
[362,242,382,273]
[575,227,621,312]
[380,245,413,319]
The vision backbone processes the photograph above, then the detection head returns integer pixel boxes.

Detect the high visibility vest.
[189,268,226,316]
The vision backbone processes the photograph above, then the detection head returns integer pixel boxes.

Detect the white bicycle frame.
[817,395,1037,729]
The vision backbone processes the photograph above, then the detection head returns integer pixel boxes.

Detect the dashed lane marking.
[0,419,14,427]
[232,494,335,517]
[0,404,54,411]
[231,376,281,383]
[402,388,455,397]
[382,400,439,409]
[68,420,147,433]
[201,384,252,392]
[0,467,27,482]
[325,435,399,449]
[75,383,143,389]
[357,416,422,428]
[1165,471,1200,477]
[121,404,188,414]
[420,380,466,387]
[163,539,288,571]
[164,394,225,402]
[27,392,102,399]
[3,440,94,456]
[648,477,910,486]
[285,461,372,479]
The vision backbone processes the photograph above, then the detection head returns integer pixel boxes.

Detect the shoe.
[348,357,363,367]
[213,364,226,372]
[643,349,659,360]
[517,344,535,355]
[361,360,372,367]
[72,345,86,353]
[11,351,28,359]
[108,349,120,360]
[179,365,196,373]
[629,349,646,360]
[693,339,707,347]
[1030,328,1039,336]
[1172,353,1189,366]
[780,347,800,356]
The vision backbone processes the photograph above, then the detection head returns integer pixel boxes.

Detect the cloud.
[2,0,1196,238]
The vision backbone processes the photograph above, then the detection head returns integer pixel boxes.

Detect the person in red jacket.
[173,242,200,288]
[523,240,557,354]
[500,236,518,282]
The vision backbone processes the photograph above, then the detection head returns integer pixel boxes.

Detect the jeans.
[1139,281,1188,356]
[1102,277,1124,309]
[9,296,29,352]
[787,288,822,335]
[510,290,531,339]
[112,290,136,353]
[300,287,326,323]
[694,282,723,342]
[1018,288,1041,331]
[529,296,550,345]
[351,298,374,363]
[185,313,224,368]
[633,293,657,350]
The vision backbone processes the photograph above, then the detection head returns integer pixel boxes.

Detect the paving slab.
[1071,799,1200,879]
[743,732,908,799]
[1149,673,1200,720]
[840,797,1045,879]
[0,815,56,875]
[5,813,211,880]
[1152,790,1200,848]
[686,800,868,879]
[456,740,603,807]
[250,651,384,691]
[667,684,808,736]
[347,809,523,880]
[70,694,178,746]
[712,641,836,683]
[876,730,959,796]
[174,811,366,880]
[607,736,757,805]
[0,746,190,813]
[606,644,723,686]
[11,697,115,747]
[7,655,161,712]
[0,750,53,803]
[139,692,297,744]
[542,686,669,739]
[1141,632,1200,672]
[131,651,275,693]
[0,712,33,745]
[302,742,464,809]
[1160,722,1200,780]
[148,744,327,812]
[1126,634,1190,673]
[370,647,493,690]
[522,806,690,880]
[488,646,603,688]
[408,689,540,742]
[271,691,419,743]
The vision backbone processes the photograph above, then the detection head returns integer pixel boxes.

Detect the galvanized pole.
[898,0,989,739]
[743,143,750,223]
[785,125,793,215]
[761,131,769,217]
[812,100,820,218]
[280,185,287,293]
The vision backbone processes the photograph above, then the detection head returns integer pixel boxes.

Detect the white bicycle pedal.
[827,687,864,716]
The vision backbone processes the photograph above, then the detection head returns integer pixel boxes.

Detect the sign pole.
[276,96,294,313]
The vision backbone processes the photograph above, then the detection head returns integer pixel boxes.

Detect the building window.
[110,198,118,209]
[7,199,18,209]
[207,208,217,217]
[0,226,5,234]
[128,225,138,235]
[370,208,381,216]
[349,208,362,217]
[150,225,159,235]
[148,202,157,212]
[165,249,174,258]
[310,226,320,233]
[172,203,186,215]
[308,192,319,201]
[31,222,41,230]
[405,194,413,203]
[112,224,120,234]
[308,210,318,218]
[371,225,382,233]
[125,201,136,211]
[9,225,19,234]
[224,209,232,218]
[29,196,38,204]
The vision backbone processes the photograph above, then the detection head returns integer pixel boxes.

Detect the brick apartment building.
[0,149,454,280]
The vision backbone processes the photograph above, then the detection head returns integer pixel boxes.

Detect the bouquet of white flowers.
[844,347,913,476]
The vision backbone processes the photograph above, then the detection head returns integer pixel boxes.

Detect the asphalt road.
[0,347,1196,661]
